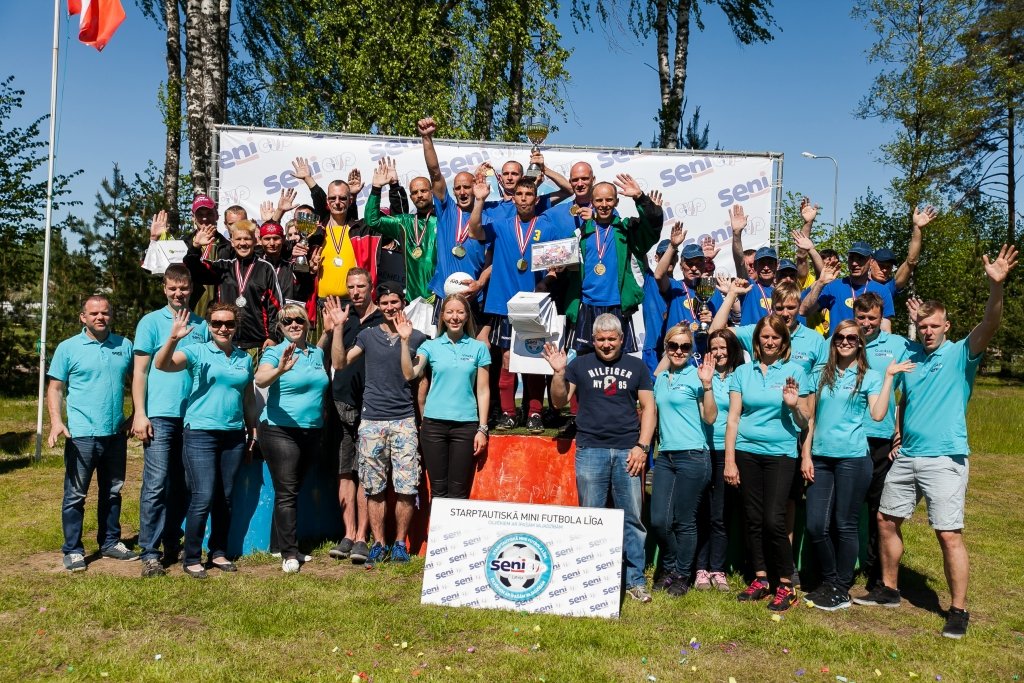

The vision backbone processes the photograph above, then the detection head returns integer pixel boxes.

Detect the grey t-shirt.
[355,325,426,420]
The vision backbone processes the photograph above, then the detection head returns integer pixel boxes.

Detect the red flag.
[68,0,125,52]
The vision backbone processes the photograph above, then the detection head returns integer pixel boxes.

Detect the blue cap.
[754,246,778,262]
[681,244,704,260]
[849,241,874,257]
[777,258,798,273]
[655,239,671,256]
[873,247,897,263]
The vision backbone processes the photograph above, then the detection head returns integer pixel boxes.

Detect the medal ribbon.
[234,258,257,299]
[755,280,771,311]
[849,279,868,303]
[594,222,614,263]
[454,207,469,246]
[412,215,429,249]
[327,224,349,257]
[514,215,536,260]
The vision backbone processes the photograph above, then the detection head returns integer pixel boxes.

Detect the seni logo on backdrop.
[262,154,358,195]
[219,137,291,170]
[484,533,553,603]
[659,157,715,188]
[717,171,772,208]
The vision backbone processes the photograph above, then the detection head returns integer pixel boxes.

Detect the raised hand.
[291,157,312,180]
[192,224,216,247]
[800,197,819,225]
[982,244,1019,285]
[648,189,663,207]
[613,173,642,199]
[701,235,720,260]
[279,343,299,373]
[417,117,437,138]
[542,342,567,373]
[715,273,733,294]
[697,352,715,387]
[277,188,297,214]
[472,176,491,201]
[819,262,840,284]
[149,210,168,241]
[669,221,686,247]
[395,311,414,341]
[372,159,390,188]
[308,246,323,274]
[170,307,194,341]
[578,205,594,221]
[782,376,800,408]
[905,295,923,320]
[790,228,814,252]
[323,296,350,329]
[384,157,399,186]
[729,204,748,234]
[260,200,274,223]
[913,205,938,229]
[729,278,753,295]
[347,168,365,195]
[886,359,916,377]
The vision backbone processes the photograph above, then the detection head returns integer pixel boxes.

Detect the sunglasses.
[280,317,306,326]
[209,320,236,329]
[833,333,860,345]
[665,341,693,354]
[327,195,348,202]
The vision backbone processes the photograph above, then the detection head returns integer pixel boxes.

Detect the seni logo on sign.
[485,533,553,603]
[717,171,772,207]
[659,157,715,188]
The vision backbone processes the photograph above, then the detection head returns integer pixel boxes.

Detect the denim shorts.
[879,454,969,530]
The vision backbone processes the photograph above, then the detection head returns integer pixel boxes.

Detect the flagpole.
[34,0,62,463]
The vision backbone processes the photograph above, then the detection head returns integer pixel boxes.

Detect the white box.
[509,315,565,375]
[141,240,188,275]
[506,291,555,337]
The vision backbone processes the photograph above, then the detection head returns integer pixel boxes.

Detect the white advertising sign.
[215,127,780,274]
[421,498,625,619]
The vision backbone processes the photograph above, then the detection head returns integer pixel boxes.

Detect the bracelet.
[477,424,489,435]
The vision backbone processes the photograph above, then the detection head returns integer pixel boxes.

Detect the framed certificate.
[531,237,580,271]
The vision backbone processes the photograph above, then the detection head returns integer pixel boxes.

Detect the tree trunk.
[163,0,181,231]
[184,0,208,194]
[1008,103,1016,244]
[505,47,524,139]
[655,0,691,148]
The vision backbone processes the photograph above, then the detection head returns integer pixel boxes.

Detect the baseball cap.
[873,247,897,263]
[192,194,216,213]
[681,244,704,260]
[655,239,671,256]
[258,221,284,237]
[376,280,406,302]
[777,258,798,273]
[848,241,874,257]
[754,246,778,262]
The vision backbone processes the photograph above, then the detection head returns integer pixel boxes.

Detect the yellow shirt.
[318,224,357,298]
[800,271,829,335]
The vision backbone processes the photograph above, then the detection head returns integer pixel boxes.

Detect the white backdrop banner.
[421,498,624,619]
[215,127,780,274]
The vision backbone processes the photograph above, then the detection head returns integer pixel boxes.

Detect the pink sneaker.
[710,571,730,592]
[694,569,712,590]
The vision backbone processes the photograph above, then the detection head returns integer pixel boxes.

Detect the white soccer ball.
[444,271,473,296]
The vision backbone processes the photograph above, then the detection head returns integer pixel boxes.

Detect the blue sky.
[2,2,898,228]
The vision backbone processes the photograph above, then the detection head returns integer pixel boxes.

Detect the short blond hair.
[230,219,257,237]
[276,303,309,329]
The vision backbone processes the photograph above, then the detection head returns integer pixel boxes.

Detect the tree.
[572,0,777,148]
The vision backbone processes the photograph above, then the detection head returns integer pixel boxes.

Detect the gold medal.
[844,297,855,309]
[411,247,423,260]
[690,322,699,332]
[569,204,580,216]
[516,258,528,272]
[452,245,467,258]
[594,263,606,276]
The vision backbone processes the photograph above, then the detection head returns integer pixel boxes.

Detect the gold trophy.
[292,210,317,273]
[523,115,550,181]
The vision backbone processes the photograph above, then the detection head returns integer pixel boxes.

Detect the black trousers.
[258,423,319,558]
[735,450,797,583]
[863,436,895,585]
[420,418,477,499]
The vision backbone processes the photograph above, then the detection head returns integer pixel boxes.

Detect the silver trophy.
[695,275,717,336]
[292,210,316,273]
[523,115,550,181]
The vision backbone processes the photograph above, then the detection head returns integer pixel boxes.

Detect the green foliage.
[232,0,570,141]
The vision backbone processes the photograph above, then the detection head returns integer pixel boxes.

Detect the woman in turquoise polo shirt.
[649,324,717,597]
[254,305,330,574]
[801,319,913,610]
[399,294,490,498]
[155,303,256,579]
[724,313,811,612]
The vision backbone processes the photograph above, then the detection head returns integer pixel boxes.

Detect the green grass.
[1,385,1023,681]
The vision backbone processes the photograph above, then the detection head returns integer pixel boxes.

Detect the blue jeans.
[182,427,245,566]
[61,435,127,555]
[575,447,647,589]
[805,455,872,590]
[650,449,710,579]
[695,450,729,573]
[138,417,187,561]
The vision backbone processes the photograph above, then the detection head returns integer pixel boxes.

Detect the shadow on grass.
[0,430,34,456]
[896,564,943,616]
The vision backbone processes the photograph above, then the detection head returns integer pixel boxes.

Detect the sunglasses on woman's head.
[280,317,306,326]
[665,341,693,354]
[833,333,860,345]
[209,319,236,329]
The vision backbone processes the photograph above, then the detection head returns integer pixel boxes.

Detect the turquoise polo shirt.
[734,323,827,376]
[48,329,133,437]
[134,307,210,419]
[654,367,708,451]
[181,342,254,430]
[898,338,982,457]
[863,331,913,439]
[728,360,810,457]
[259,344,329,429]
[704,371,733,451]
[420,334,491,422]
[810,367,883,458]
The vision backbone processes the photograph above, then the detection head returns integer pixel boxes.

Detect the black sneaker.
[556,417,576,440]
[791,570,801,589]
[329,538,354,559]
[652,572,680,591]
[495,413,516,431]
[350,541,370,564]
[101,542,140,561]
[802,584,830,607]
[526,413,544,434]
[667,577,691,597]
[853,584,902,608]
[140,558,166,578]
[737,578,771,602]
[942,607,969,639]
[812,586,851,612]
[767,584,798,612]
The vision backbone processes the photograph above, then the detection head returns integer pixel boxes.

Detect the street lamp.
[801,151,839,228]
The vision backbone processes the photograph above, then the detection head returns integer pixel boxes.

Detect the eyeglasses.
[280,317,306,326]
[665,341,693,354]
[327,195,348,202]
[209,320,236,329]
[833,333,860,345]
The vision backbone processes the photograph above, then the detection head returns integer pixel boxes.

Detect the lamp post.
[801,152,839,228]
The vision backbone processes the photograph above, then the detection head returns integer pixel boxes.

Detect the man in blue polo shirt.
[47,295,137,572]
[800,241,895,334]
[869,205,937,300]
[729,204,777,325]
[132,265,210,577]
[854,244,1018,640]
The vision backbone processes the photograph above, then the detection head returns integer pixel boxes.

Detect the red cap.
[192,194,216,213]
[259,221,284,237]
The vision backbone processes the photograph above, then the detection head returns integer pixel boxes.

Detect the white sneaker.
[282,558,300,574]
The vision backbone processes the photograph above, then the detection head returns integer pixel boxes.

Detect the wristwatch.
[635,443,650,455]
